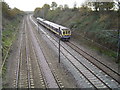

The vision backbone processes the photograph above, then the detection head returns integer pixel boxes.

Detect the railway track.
[13,19,23,88]
[13,16,66,88]
[66,41,120,84]
[30,16,119,89]
[14,27,22,88]
[14,18,34,88]
[29,16,66,88]
[53,37,119,88]
[14,16,48,88]
[27,16,63,88]
[43,32,111,89]
[14,19,31,88]
[33,28,65,88]
[30,41,46,88]
[27,17,47,88]
[25,19,35,88]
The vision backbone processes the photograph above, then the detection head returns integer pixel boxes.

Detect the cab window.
[65,31,67,34]
[68,31,70,34]
[63,31,65,34]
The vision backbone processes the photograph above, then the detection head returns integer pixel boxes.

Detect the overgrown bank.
[2,1,24,84]
[34,2,120,60]
[2,1,24,60]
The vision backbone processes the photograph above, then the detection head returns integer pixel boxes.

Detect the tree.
[57,5,63,10]
[99,2,114,11]
[11,8,23,17]
[80,1,92,12]
[2,1,24,19]
[34,7,42,18]
[2,2,10,18]
[73,2,77,10]
[42,4,50,18]
[43,4,50,10]
[51,2,57,10]
[94,2,100,11]
[82,1,99,11]
[115,0,120,11]
[87,1,114,11]
[80,4,91,13]
[63,4,69,10]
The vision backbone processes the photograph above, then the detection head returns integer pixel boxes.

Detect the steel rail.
[66,41,120,84]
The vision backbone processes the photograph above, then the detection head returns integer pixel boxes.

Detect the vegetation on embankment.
[2,1,24,60]
[34,1,120,60]
[2,1,24,81]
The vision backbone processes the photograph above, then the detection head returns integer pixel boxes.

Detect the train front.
[61,29,71,41]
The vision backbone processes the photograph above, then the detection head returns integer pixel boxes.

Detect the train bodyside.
[37,17,71,40]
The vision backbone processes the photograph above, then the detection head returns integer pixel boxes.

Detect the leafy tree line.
[87,2,115,11]
[2,1,24,20]
[34,2,71,18]
[33,1,119,57]
[2,1,25,60]
[34,1,120,18]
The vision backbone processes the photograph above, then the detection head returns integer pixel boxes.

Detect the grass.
[2,18,20,59]
[2,29,15,58]
[72,32,117,61]
[2,17,22,86]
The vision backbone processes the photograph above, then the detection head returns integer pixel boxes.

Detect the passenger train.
[37,17,71,41]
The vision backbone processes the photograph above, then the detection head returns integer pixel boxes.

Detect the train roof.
[37,17,69,30]
[37,17,44,21]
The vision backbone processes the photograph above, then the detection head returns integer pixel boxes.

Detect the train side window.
[68,31,70,34]
[66,31,68,34]
[64,31,66,34]
[63,31,65,34]
[64,31,65,34]
[65,31,67,34]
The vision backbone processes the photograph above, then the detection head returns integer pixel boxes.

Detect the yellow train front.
[37,17,71,41]
[60,28,71,41]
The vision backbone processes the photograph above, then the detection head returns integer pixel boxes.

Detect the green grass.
[2,17,22,86]
[72,32,117,61]
[2,18,20,59]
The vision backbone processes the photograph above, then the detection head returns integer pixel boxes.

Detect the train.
[36,17,71,41]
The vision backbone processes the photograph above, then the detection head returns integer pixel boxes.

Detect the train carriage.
[37,17,71,41]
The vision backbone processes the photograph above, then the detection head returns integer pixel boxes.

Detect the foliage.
[34,1,119,56]
[2,1,25,87]
[63,4,69,10]
[2,1,24,60]
[57,5,63,10]
[2,2,9,18]
[34,4,50,18]
[87,2,117,11]
[34,7,42,18]
[42,4,50,18]
[2,1,24,20]
[51,2,57,10]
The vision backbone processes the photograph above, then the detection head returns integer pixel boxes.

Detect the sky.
[4,0,86,11]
